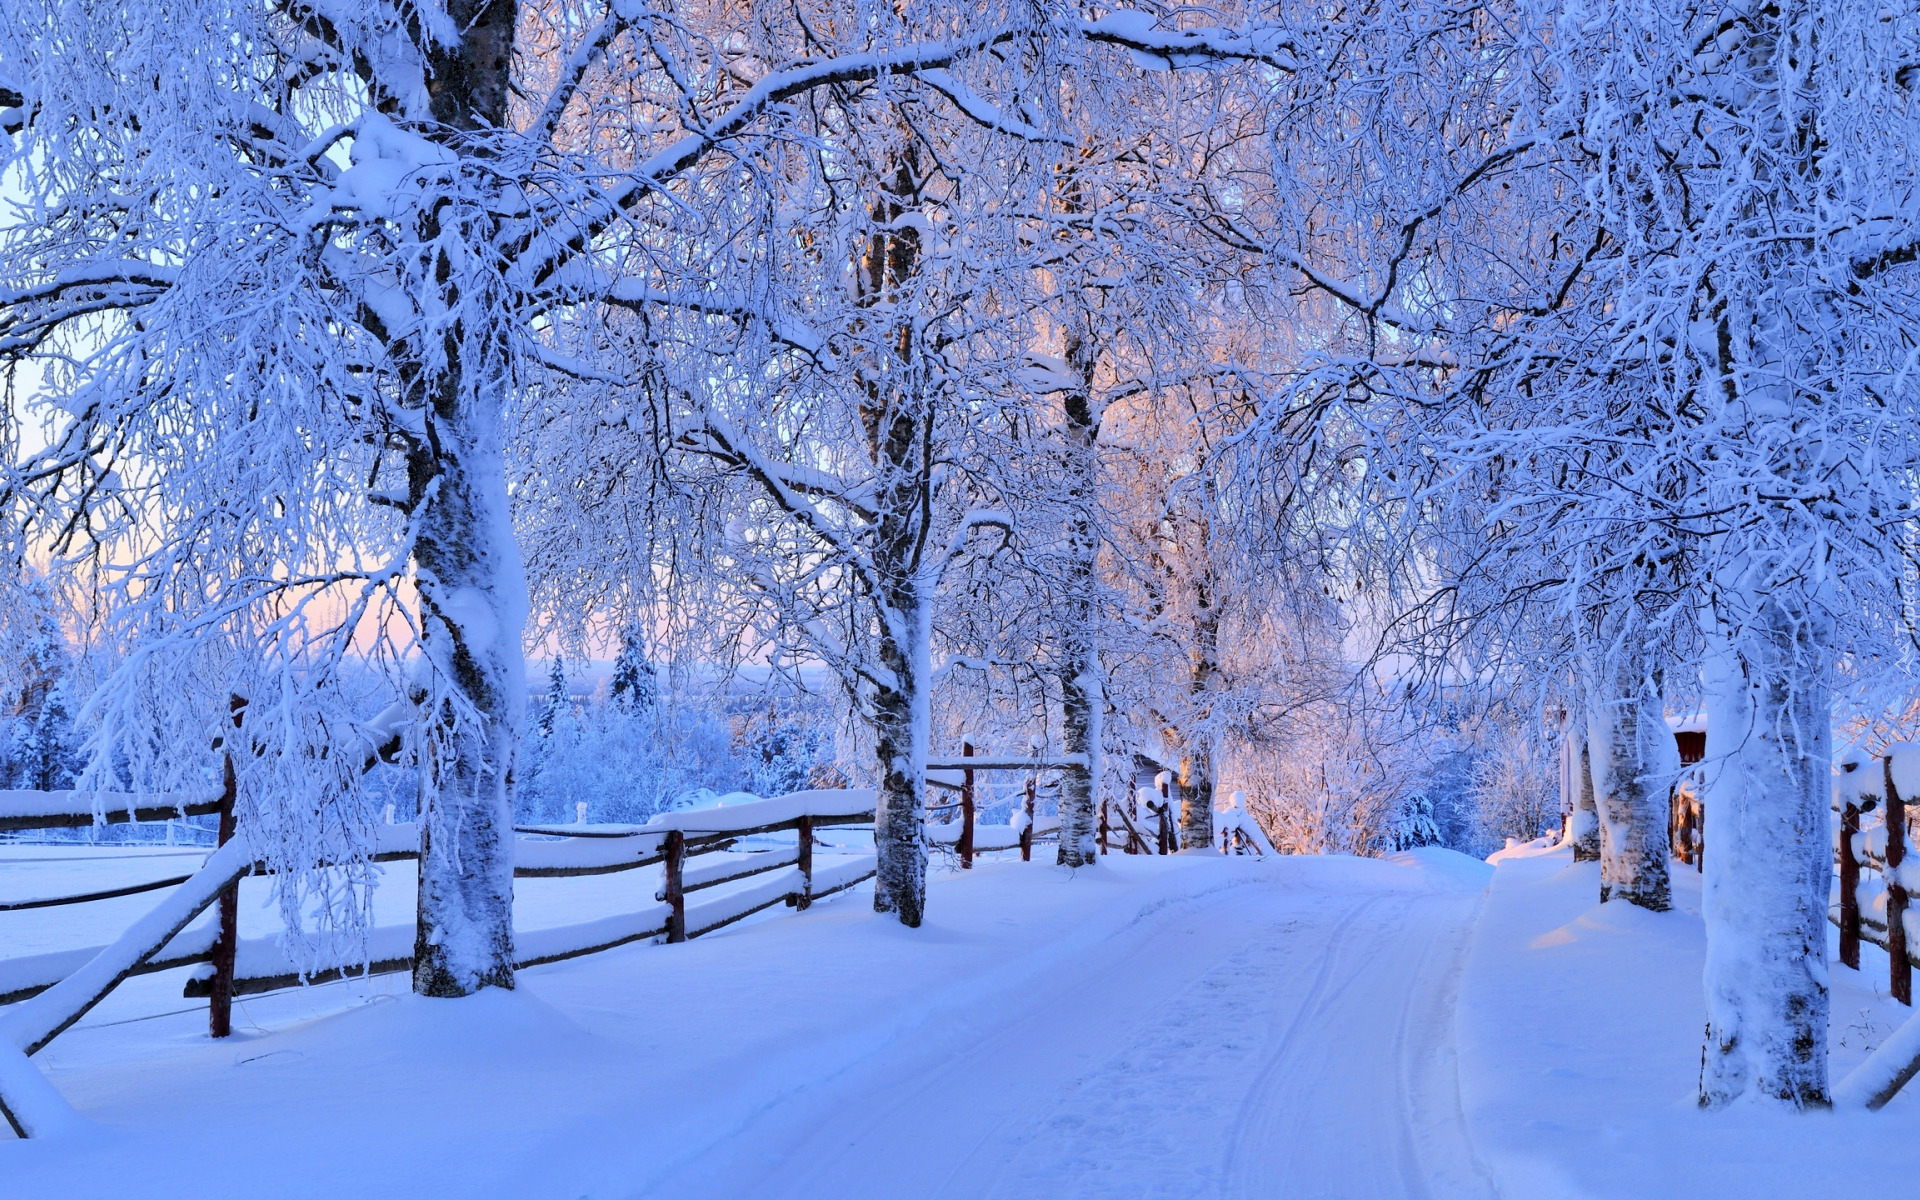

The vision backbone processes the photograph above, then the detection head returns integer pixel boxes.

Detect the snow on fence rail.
[0,787,227,831]
[1833,747,1920,1008]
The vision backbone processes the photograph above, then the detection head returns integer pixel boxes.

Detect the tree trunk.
[1692,4,1835,1112]
[841,145,936,925]
[1584,641,1672,910]
[1179,528,1220,852]
[1058,668,1100,867]
[411,380,526,996]
[1179,748,1214,851]
[1056,330,1102,867]
[870,594,930,925]
[1698,587,1832,1108]
[407,0,525,998]
[1571,738,1602,863]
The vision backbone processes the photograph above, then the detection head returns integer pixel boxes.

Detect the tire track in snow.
[1215,891,1496,1200]
[985,892,1388,1200]
[1217,892,1389,1194]
[640,874,1494,1200]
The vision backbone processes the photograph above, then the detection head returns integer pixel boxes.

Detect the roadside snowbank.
[1458,843,1916,1199]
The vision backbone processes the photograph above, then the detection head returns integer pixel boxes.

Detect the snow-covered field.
[2,844,1912,1198]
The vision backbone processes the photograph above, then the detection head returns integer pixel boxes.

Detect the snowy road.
[645,865,1497,1200]
[3,852,1497,1200]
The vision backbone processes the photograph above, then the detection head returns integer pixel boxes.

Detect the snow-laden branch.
[601,278,829,360]
[0,262,182,311]
[932,654,1037,684]
[685,408,875,576]
[522,25,1025,286]
[913,69,1072,145]
[925,508,1013,585]
[1081,11,1304,72]
[527,13,1306,286]
[529,344,632,386]
[530,7,630,144]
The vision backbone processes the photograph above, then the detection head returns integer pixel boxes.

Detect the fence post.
[1840,799,1862,971]
[1157,775,1172,855]
[664,829,687,944]
[796,815,814,910]
[1696,794,1704,873]
[1887,755,1911,1006]
[1020,776,1035,862]
[959,742,975,870]
[208,695,246,1039]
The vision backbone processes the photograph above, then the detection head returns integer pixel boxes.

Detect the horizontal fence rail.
[0,788,226,833]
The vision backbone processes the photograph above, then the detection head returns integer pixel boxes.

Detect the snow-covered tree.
[608,625,658,717]
[1468,721,1559,851]
[2,1,1311,966]
[1361,0,1920,1106]
[0,572,83,792]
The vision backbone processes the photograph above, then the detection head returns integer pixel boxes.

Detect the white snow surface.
[4,851,1506,1197]
[1887,742,1920,803]
[6,840,1909,1196]
[1461,842,1912,1197]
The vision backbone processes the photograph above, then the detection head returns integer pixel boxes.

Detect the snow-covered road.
[3,851,1497,1200]
[648,868,1496,1200]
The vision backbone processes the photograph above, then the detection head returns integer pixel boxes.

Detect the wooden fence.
[0,792,891,1004]
[0,765,1085,1135]
[0,723,1109,1138]
[1834,752,1916,1006]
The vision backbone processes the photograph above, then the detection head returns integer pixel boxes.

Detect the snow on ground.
[8,839,1916,1198]
[2,850,1495,1199]
[1459,842,1914,1199]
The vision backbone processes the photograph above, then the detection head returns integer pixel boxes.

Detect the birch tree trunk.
[1698,585,1832,1107]
[411,383,527,995]
[1057,330,1102,867]
[860,148,933,925]
[1571,738,1602,863]
[1692,2,1836,1113]
[408,0,526,996]
[1584,641,1672,910]
[1179,528,1220,852]
[869,595,930,925]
